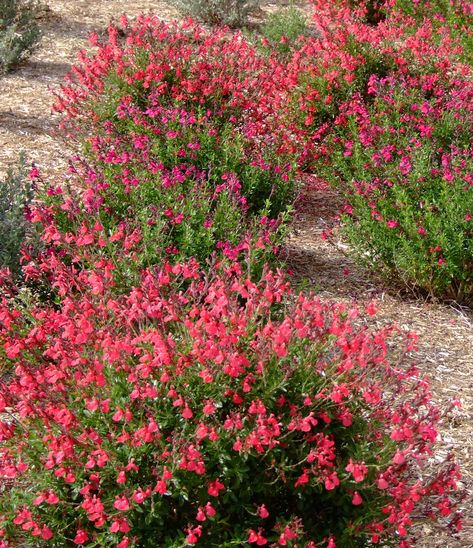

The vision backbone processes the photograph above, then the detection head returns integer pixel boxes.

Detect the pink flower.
[257,504,269,519]
[377,476,389,489]
[345,460,368,482]
[73,529,89,545]
[248,529,268,545]
[182,406,193,419]
[399,156,412,175]
[29,166,40,179]
[352,491,363,505]
[208,479,225,497]
[113,496,130,511]
[324,473,340,491]
[41,526,53,540]
[393,450,405,465]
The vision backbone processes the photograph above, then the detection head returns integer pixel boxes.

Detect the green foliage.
[167,0,261,28]
[0,155,37,277]
[0,0,41,73]
[261,6,310,56]
[317,73,473,302]
[42,102,295,292]
[0,258,460,546]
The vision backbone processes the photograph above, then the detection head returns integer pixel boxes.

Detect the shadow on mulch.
[0,111,56,134]
[15,60,73,81]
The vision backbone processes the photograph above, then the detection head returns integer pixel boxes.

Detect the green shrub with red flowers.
[247,0,472,174]
[316,71,473,302]
[267,0,473,302]
[0,250,462,546]
[347,0,473,64]
[53,16,288,161]
[49,18,295,284]
[38,117,292,290]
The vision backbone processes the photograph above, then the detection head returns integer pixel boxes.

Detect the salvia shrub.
[275,0,472,169]
[53,17,291,166]
[0,254,461,546]
[317,71,473,302]
[38,155,289,292]
[167,0,261,28]
[0,0,41,73]
[80,103,296,218]
[0,155,38,278]
[49,17,295,282]
[270,0,473,301]
[0,4,464,546]
[53,17,295,209]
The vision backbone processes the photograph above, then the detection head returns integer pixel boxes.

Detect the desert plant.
[168,0,261,28]
[48,18,296,286]
[0,0,41,73]
[54,17,287,148]
[0,155,38,277]
[39,151,290,291]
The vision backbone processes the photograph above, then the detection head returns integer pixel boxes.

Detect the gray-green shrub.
[0,155,36,276]
[168,0,261,28]
[0,0,41,73]
[261,6,310,56]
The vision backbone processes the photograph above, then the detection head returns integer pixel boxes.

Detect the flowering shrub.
[53,16,286,151]
[81,103,295,218]
[33,118,291,293]
[257,0,473,301]
[270,0,472,169]
[356,0,473,63]
[0,254,461,546]
[0,6,464,546]
[316,69,473,302]
[52,18,295,243]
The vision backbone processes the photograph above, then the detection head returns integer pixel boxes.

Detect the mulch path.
[0,2,472,545]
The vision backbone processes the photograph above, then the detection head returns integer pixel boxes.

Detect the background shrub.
[260,6,310,57]
[0,0,41,73]
[314,69,473,303]
[39,152,290,292]
[49,18,296,286]
[167,0,261,28]
[0,155,38,278]
[0,256,462,546]
[53,17,290,163]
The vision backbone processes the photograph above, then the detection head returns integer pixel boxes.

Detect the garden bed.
[0,1,472,545]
